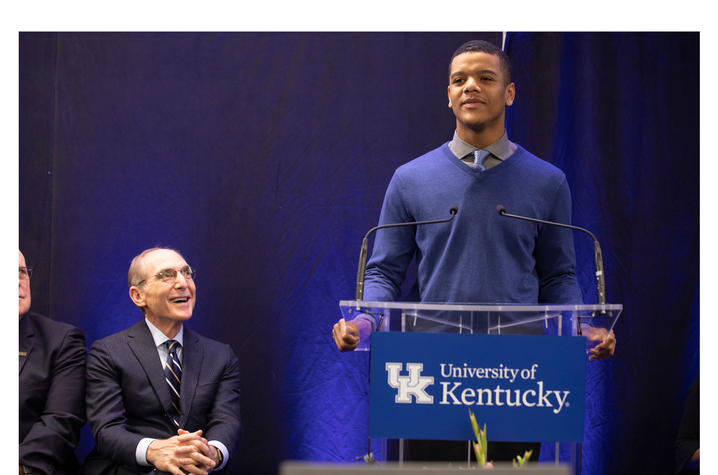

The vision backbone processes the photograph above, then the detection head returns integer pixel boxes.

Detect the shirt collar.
[145,318,184,348]
[449,130,516,160]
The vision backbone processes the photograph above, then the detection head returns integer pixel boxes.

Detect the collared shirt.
[145,318,184,367]
[135,319,229,471]
[448,130,517,169]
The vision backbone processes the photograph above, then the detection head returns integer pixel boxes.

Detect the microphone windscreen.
[449,206,459,215]
[496,204,506,215]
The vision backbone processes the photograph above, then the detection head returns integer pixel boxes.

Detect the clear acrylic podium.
[339,300,622,472]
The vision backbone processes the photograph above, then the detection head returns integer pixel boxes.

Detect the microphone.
[355,206,458,300]
[496,204,606,307]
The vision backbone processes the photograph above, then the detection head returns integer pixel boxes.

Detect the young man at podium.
[332,39,615,461]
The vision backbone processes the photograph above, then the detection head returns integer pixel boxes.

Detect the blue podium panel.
[369,332,586,442]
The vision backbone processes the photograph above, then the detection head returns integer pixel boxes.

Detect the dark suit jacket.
[675,376,699,474]
[83,319,241,474]
[19,312,87,475]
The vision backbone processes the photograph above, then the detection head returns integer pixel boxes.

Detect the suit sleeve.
[86,340,145,468]
[536,176,584,304]
[19,326,86,473]
[675,377,699,473]
[203,343,241,460]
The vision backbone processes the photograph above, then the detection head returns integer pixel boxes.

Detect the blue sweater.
[363,142,583,305]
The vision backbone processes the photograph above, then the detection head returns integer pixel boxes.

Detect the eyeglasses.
[19,267,33,280]
[136,266,195,286]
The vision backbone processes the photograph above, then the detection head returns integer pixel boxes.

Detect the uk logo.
[385,362,434,404]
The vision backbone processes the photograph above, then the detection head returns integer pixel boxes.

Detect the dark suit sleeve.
[203,343,241,458]
[86,339,145,468]
[675,377,699,474]
[19,326,86,473]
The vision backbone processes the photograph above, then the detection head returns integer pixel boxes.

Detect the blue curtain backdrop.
[19,32,698,475]
[505,32,699,474]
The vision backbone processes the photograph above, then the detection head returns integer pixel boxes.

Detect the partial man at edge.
[20,249,87,475]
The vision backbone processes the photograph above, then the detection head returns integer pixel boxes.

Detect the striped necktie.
[473,149,491,171]
[164,339,182,427]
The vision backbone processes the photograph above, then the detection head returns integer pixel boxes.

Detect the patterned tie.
[473,149,490,171]
[164,340,182,427]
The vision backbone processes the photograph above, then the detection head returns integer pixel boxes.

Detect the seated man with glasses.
[19,250,87,475]
[84,247,241,475]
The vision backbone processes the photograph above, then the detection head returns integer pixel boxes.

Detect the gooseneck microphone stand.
[354,206,458,463]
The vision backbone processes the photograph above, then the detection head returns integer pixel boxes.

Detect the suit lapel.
[178,327,203,428]
[126,320,174,417]
[19,314,35,375]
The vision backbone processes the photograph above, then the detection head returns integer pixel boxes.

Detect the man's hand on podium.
[585,327,616,360]
[332,318,361,351]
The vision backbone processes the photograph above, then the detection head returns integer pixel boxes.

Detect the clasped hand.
[332,318,361,351]
[147,429,220,475]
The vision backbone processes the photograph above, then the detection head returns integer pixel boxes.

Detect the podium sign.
[369,332,586,442]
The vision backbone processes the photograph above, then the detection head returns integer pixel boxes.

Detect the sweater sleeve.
[536,176,584,304]
[363,171,417,303]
